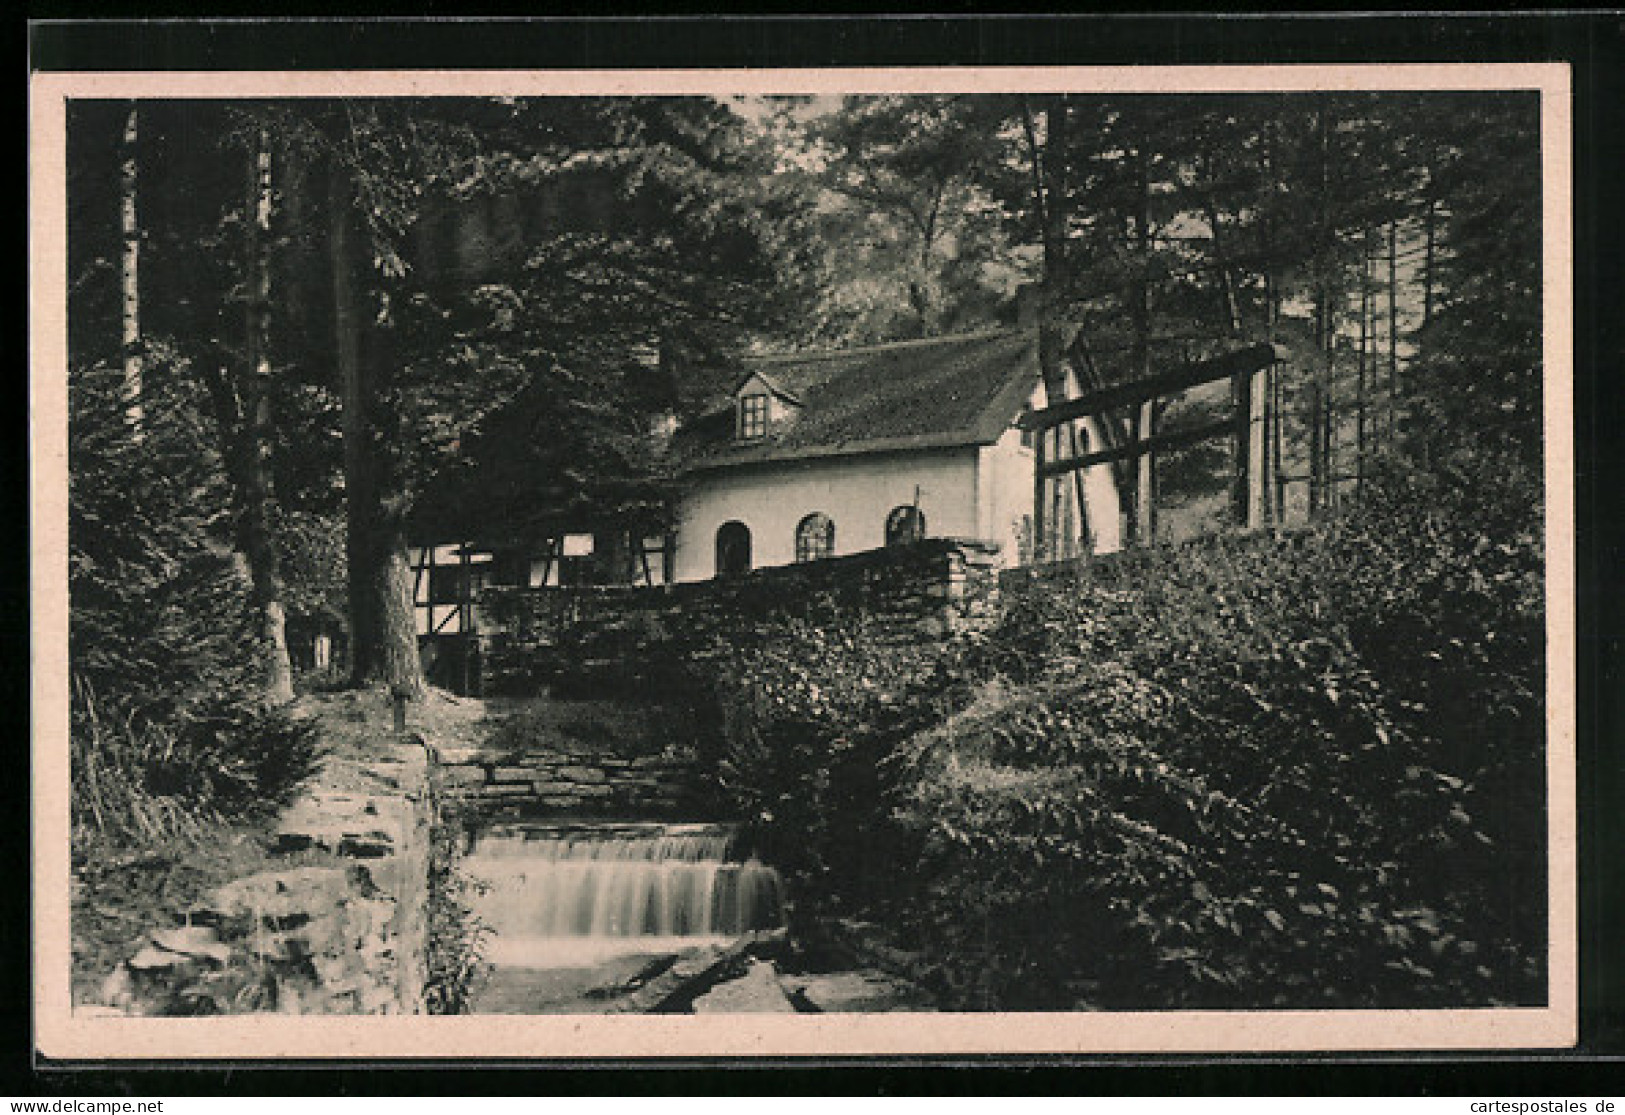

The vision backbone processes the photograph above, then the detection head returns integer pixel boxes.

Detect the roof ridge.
[744,327,1024,365]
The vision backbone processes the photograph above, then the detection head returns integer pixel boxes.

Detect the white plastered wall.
[673,447,981,583]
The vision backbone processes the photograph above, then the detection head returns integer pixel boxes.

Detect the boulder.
[206,867,355,933]
[691,959,796,1014]
[782,970,935,1013]
[607,929,788,1014]
[149,926,232,967]
[125,945,191,972]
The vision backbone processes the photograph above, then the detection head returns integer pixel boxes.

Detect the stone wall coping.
[480,536,1002,605]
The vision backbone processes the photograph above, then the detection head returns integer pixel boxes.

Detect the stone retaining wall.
[434,739,708,819]
[476,538,1002,698]
[92,696,436,1017]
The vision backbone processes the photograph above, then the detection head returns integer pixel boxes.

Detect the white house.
[409,326,1124,642]
[668,328,1121,583]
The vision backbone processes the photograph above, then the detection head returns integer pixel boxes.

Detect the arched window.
[885,505,926,546]
[715,521,752,576]
[794,513,835,563]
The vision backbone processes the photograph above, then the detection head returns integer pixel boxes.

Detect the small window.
[738,393,769,439]
[795,512,835,563]
[885,505,926,546]
[716,521,752,576]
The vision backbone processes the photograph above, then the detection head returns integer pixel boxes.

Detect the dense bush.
[693,610,944,917]
[906,470,1543,1009]
[70,361,319,849]
[699,467,1545,1011]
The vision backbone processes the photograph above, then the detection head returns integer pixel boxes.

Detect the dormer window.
[738,392,769,440]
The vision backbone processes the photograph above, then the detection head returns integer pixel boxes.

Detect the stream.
[461,820,789,1013]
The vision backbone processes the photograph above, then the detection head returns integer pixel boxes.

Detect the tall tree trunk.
[1207,198,1244,338]
[1356,225,1371,491]
[1415,182,1438,469]
[910,182,945,336]
[1023,95,1077,563]
[370,511,425,696]
[330,155,425,698]
[120,103,143,435]
[1259,120,1287,525]
[1023,96,1071,409]
[1421,189,1436,332]
[1308,306,1326,517]
[1387,217,1399,447]
[1129,143,1157,545]
[241,131,295,703]
[331,159,373,686]
[1019,95,1135,555]
[1308,101,1335,518]
[1034,100,1096,557]
[1200,150,1243,339]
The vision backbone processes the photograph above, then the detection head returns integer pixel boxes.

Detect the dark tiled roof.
[677,329,1040,472]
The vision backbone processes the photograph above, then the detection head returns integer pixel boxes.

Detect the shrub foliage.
[70,360,318,850]
[697,470,1545,1010]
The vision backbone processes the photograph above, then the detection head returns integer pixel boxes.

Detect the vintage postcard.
[31,62,1576,1060]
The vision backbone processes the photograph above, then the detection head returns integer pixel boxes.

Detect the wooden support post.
[1033,424,1047,562]
[1067,420,1091,554]
[459,543,472,697]
[423,544,436,636]
[1232,372,1249,527]
[1271,363,1287,526]
[1055,429,1071,558]
[1247,366,1269,529]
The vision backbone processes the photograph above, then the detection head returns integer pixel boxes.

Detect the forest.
[65,90,1546,1010]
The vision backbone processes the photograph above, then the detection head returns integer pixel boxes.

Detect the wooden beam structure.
[1036,417,1236,477]
[1020,342,1284,432]
[1024,342,1284,545]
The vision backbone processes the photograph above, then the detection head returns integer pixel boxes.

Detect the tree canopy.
[67,89,1544,699]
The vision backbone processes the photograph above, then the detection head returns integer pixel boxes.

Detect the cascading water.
[464,822,787,970]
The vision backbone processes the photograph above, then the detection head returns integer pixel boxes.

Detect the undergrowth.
[693,467,1547,1011]
[422,794,492,1015]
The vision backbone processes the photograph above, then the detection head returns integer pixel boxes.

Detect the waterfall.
[464,822,786,969]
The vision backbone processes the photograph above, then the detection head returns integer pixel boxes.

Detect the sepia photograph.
[30,62,1576,1060]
